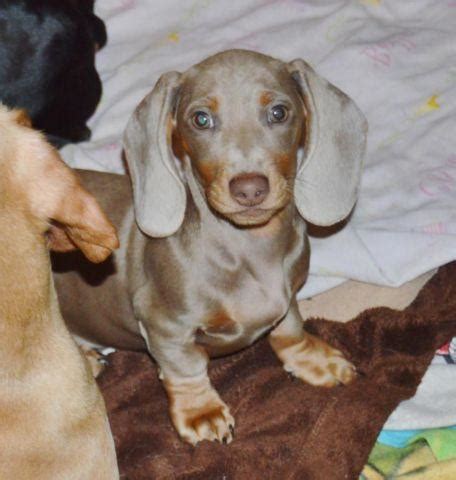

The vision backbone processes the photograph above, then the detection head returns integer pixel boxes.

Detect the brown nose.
[229,174,270,207]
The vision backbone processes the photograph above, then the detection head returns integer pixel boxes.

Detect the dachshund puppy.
[53,49,367,445]
[0,105,119,479]
[0,0,107,147]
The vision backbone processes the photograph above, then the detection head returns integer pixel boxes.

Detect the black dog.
[0,0,107,147]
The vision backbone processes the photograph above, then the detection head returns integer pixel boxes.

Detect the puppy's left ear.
[23,136,119,263]
[287,59,367,226]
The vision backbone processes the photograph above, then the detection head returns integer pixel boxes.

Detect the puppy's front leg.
[269,300,356,387]
[143,328,234,445]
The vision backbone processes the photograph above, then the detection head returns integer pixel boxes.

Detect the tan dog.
[0,105,119,479]
[54,50,367,445]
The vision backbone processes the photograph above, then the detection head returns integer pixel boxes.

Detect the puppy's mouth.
[209,203,280,227]
[230,209,276,227]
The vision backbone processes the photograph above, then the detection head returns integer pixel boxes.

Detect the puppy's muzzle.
[229,173,270,207]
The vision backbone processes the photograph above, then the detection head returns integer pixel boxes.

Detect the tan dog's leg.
[269,300,356,387]
[143,327,234,445]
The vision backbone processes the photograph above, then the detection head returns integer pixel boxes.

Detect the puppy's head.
[0,106,118,263]
[173,50,305,227]
[124,49,367,237]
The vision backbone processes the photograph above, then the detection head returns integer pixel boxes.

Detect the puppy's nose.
[229,174,270,207]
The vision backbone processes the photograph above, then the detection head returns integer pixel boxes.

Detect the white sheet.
[61,0,456,298]
[385,362,456,430]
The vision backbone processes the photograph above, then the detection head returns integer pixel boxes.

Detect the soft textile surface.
[298,270,434,323]
[363,436,456,480]
[98,262,456,480]
[384,351,456,430]
[60,0,456,298]
[300,271,456,431]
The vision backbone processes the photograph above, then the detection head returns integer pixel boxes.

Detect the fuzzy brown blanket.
[98,262,456,480]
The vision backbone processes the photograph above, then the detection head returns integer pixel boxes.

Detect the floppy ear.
[287,59,367,226]
[22,135,119,263]
[123,71,185,237]
[46,179,119,263]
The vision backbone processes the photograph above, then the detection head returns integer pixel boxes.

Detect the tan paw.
[164,377,234,445]
[271,333,356,387]
[79,345,107,378]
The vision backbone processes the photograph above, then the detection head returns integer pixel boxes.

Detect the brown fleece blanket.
[98,262,456,480]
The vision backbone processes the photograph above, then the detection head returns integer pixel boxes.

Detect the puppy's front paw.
[270,333,356,387]
[164,377,234,445]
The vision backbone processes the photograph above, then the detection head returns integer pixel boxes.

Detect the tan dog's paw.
[270,333,356,387]
[79,346,107,378]
[164,377,234,445]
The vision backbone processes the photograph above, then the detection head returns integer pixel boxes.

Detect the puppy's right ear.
[123,72,185,238]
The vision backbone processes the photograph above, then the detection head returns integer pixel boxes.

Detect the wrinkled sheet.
[61,0,456,297]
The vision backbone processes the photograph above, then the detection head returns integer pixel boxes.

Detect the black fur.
[0,0,107,147]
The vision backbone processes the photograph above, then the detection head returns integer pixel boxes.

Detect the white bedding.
[61,0,456,298]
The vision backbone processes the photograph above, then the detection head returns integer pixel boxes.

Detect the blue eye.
[192,111,213,129]
[268,104,288,123]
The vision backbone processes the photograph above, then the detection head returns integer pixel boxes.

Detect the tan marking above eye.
[259,91,274,107]
[207,96,219,113]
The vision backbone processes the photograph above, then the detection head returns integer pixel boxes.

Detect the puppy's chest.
[223,263,288,321]
[194,240,297,352]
